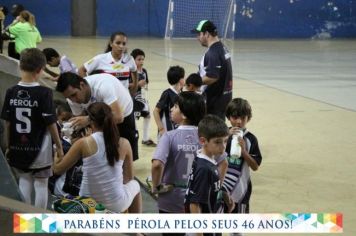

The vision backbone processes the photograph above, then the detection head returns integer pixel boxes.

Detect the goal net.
[165,0,236,39]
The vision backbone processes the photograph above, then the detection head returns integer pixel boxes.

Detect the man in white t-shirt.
[56,72,139,161]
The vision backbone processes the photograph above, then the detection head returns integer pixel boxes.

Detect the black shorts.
[118,111,139,161]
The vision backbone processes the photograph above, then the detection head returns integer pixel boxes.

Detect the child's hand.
[226,198,235,213]
[238,136,246,151]
[158,127,166,136]
[229,127,240,136]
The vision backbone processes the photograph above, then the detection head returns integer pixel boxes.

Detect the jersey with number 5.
[1,82,57,169]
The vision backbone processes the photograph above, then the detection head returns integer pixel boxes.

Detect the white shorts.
[105,179,140,213]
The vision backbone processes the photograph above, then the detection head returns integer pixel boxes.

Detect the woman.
[78,31,138,95]
[8,10,41,59]
[54,102,142,213]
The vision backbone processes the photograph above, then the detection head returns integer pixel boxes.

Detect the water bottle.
[230,130,243,159]
[95,203,106,213]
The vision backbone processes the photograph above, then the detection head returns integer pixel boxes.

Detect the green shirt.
[9,22,42,53]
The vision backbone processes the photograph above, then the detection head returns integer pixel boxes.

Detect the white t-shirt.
[83,52,137,89]
[67,73,133,117]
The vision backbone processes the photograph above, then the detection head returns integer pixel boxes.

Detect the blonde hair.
[19,10,36,27]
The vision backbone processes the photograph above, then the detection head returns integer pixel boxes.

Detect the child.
[1,48,63,208]
[222,98,262,217]
[42,48,78,81]
[130,48,156,147]
[151,92,206,217]
[153,65,185,139]
[185,73,202,93]
[184,115,229,235]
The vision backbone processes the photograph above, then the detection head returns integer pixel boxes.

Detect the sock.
[34,178,49,209]
[143,117,150,141]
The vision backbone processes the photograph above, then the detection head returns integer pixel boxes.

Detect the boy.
[1,48,63,208]
[185,73,202,93]
[222,98,262,218]
[130,48,156,147]
[153,65,185,139]
[42,48,78,81]
[185,115,229,217]
[151,92,206,219]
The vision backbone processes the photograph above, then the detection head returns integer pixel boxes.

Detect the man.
[56,72,139,161]
[191,20,233,120]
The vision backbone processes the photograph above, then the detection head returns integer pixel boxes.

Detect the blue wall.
[235,0,356,38]
[2,0,71,36]
[1,0,355,38]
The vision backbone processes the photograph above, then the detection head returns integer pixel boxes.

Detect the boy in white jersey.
[1,48,63,209]
[130,48,156,147]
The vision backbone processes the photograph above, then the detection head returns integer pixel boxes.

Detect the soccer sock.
[34,178,49,209]
[143,117,150,141]
[18,173,33,204]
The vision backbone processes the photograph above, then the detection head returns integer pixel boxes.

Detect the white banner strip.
[13,213,343,233]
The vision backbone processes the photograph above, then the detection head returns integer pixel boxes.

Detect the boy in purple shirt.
[43,48,78,81]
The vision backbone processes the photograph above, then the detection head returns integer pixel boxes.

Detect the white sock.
[143,117,150,141]
[34,178,49,209]
[18,173,33,204]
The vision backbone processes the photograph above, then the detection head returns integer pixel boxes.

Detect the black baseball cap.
[191,20,217,34]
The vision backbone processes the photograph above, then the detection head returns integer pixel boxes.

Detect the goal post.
[165,0,237,39]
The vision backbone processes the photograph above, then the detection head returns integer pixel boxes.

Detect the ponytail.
[102,114,120,166]
[87,102,120,166]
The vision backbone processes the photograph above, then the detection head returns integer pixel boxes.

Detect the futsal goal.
[165,0,237,39]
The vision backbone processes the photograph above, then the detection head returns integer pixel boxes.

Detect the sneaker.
[142,139,157,147]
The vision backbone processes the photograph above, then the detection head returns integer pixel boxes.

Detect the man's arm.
[108,100,124,124]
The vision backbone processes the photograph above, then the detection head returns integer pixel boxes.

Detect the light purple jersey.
[153,125,200,213]
[59,55,78,74]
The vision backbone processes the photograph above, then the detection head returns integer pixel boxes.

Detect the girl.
[54,102,142,213]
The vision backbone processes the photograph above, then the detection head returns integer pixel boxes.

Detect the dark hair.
[198,115,229,141]
[11,4,24,17]
[56,72,86,92]
[87,102,120,166]
[53,99,71,117]
[225,98,252,121]
[176,91,206,126]
[105,31,127,53]
[42,48,60,62]
[167,65,185,85]
[20,48,46,72]
[185,73,202,87]
[131,48,145,59]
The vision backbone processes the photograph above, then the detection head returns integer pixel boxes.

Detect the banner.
[14,213,342,233]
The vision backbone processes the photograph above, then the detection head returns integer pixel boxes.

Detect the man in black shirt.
[191,20,233,120]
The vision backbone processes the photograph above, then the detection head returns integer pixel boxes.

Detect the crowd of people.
[1,12,263,235]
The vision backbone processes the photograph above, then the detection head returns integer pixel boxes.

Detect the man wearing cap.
[192,20,233,120]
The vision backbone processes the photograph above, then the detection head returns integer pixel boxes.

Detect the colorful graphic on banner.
[14,214,61,233]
